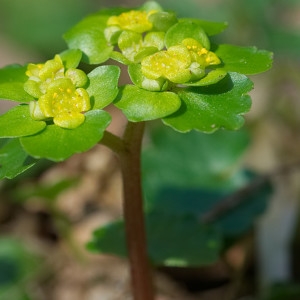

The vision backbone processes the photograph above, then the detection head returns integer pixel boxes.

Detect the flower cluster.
[141,38,221,89]
[25,55,91,129]
[103,6,223,92]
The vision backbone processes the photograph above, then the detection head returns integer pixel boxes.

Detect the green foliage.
[114,85,181,122]
[0,65,34,102]
[0,0,275,295]
[0,139,36,180]
[20,109,111,161]
[88,212,222,267]
[0,1,272,178]
[87,126,271,266]
[163,72,253,133]
[263,283,300,300]
[0,238,41,299]
[214,44,273,75]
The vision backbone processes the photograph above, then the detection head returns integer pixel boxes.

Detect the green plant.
[0,1,272,299]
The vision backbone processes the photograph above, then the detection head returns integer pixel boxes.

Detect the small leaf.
[0,105,46,138]
[86,65,120,109]
[148,12,178,32]
[87,212,222,267]
[0,65,33,102]
[180,18,228,36]
[20,109,111,161]
[0,139,36,179]
[163,72,253,133]
[165,20,210,50]
[59,49,83,69]
[63,13,113,64]
[114,85,181,122]
[214,44,273,75]
[184,69,227,86]
[140,1,163,12]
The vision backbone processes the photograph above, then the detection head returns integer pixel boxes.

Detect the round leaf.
[20,109,111,161]
[0,138,36,179]
[0,105,46,138]
[86,65,120,109]
[142,126,251,195]
[165,20,210,50]
[114,85,181,122]
[214,44,273,75]
[63,13,113,64]
[180,18,228,36]
[0,65,33,102]
[59,49,83,69]
[163,72,253,133]
[148,12,178,32]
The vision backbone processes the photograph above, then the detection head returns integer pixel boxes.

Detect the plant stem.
[102,122,154,299]
[119,121,154,300]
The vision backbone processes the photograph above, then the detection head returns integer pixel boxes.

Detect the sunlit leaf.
[20,109,111,161]
[165,20,210,50]
[114,85,181,122]
[63,13,113,64]
[0,65,33,102]
[86,65,120,109]
[180,18,228,36]
[59,48,83,69]
[0,139,36,179]
[163,72,253,133]
[0,105,46,138]
[215,44,273,75]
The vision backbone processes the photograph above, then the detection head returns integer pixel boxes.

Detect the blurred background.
[1,0,300,299]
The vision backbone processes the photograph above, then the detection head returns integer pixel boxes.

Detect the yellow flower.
[141,45,192,83]
[30,78,90,129]
[182,38,221,67]
[107,10,155,33]
[26,55,91,129]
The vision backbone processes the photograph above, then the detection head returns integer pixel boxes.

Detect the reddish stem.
[104,121,154,299]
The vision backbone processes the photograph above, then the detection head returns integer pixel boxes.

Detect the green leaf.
[20,109,111,161]
[0,238,40,288]
[151,180,270,238]
[86,65,120,109]
[0,65,33,102]
[140,1,163,12]
[184,69,227,86]
[180,18,228,36]
[114,85,181,122]
[0,105,46,138]
[87,212,222,267]
[146,212,222,266]
[165,20,210,50]
[142,125,251,194]
[148,12,178,32]
[0,139,36,179]
[59,49,83,69]
[163,72,253,133]
[214,44,273,75]
[142,125,270,240]
[63,13,113,64]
